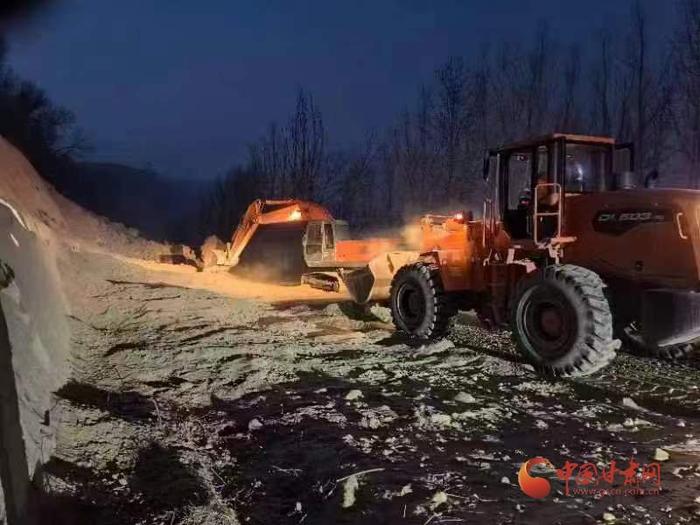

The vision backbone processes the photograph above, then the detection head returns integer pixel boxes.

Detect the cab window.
[507,152,532,210]
[306,223,322,256]
[564,144,609,193]
[323,223,334,249]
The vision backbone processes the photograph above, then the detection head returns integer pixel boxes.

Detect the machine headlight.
[676,212,689,240]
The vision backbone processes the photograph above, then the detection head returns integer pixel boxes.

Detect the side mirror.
[482,157,490,181]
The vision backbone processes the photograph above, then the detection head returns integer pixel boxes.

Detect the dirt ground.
[33,248,699,525]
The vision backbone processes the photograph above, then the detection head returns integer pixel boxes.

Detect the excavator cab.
[303,220,350,266]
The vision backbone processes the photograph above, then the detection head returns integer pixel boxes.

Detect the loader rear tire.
[390,263,456,340]
[512,264,617,377]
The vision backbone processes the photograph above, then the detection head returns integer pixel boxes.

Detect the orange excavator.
[200,198,399,285]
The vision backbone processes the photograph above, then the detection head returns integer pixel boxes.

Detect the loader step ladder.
[533,182,562,245]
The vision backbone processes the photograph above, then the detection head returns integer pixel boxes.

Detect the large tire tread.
[512,264,617,377]
[621,325,696,361]
[390,263,456,340]
[653,344,695,360]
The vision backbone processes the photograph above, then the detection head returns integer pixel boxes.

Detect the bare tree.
[287,89,325,199]
[558,45,581,131]
[336,132,379,227]
[587,4,671,177]
[435,57,469,195]
[633,1,647,163]
[471,45,492,151]
[385,87,440,214]
[591,30,613,135]
[0,37,86,182]
[525,22,553,134]
[618,1,673,176]
[672,0,700,187]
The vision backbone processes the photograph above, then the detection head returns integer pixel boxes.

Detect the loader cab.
[303,219,350,266]
[485,133,632,244]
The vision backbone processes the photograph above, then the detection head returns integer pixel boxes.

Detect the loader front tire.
[512,264,617,377]
[390,263,456,340]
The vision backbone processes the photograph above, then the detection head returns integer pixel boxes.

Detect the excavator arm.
[228,199,332,264]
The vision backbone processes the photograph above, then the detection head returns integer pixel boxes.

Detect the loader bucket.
[232,222,308,285]
[340,251,421,304]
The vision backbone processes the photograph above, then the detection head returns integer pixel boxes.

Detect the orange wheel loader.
[332,133,700,377]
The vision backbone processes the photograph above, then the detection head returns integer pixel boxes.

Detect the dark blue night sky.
[6,0,672,178]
